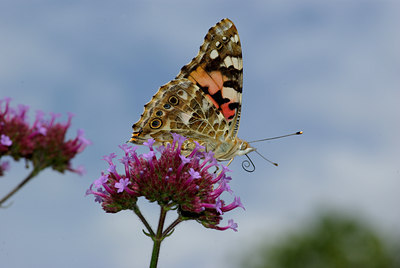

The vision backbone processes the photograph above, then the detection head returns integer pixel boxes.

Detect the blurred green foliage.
[242,212,400,268]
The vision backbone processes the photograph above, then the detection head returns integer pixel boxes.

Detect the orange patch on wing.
[188,76,196,83]
[189,66,234,120]
[220,102,236,120]
[190,66,222,95]
[209,71,224,90]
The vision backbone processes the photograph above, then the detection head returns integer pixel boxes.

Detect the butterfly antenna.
[254,150,278,167]
[248,131,303,167]
[242,154,256,172]
[249,131,303,143]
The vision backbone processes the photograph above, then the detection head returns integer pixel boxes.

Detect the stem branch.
[162,217,183,237]
[132,203,155,237]
[0,167,40,207]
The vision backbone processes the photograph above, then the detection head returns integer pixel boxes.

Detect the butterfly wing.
[176,18,243,140]
[131,18,245,157]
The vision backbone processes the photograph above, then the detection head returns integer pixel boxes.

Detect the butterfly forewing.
[177,18,243,140]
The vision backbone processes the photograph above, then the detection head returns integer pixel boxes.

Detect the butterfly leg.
[226,158,234,167]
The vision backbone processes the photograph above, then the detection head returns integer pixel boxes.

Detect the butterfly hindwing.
[131,78,228,152]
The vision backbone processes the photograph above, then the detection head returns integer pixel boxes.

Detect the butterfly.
[130,18,255,163]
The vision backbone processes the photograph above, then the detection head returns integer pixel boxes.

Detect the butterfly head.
[237,139,256,156]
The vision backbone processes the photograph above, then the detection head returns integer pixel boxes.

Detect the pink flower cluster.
[0,98,90,175]
[87,133,244,231]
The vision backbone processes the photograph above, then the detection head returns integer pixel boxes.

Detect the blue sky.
[1,1,399,267]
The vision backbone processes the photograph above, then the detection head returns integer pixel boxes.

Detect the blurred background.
[1,1,399,267]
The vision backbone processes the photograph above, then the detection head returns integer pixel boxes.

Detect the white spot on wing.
[234,34,239,43]
[210,49,219,59]
[202,98,210,112]
[178,90,188,100]
[180,112,191,125]
[224,56,233,68]
[213,118,222,126]
[232,57,239,70]
[223,87,239,102]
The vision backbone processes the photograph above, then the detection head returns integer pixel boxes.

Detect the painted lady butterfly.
[130,18,255,163]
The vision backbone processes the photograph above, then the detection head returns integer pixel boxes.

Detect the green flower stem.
[150,206,168,268]
[132,204,155,237]
[162,217,183,237]
[0,167,41,207]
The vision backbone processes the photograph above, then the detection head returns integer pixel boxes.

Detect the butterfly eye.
[163,103,171,109]
[155,110,163,117]
[150,118,162,129]
[168,96,179,106]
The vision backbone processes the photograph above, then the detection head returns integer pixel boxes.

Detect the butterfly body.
[130,18,255,162]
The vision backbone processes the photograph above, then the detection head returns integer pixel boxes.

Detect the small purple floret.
[188,168,201,180]
[94,174,109,189]
[102,153,117,165]
[0,134,12,146]
[142,151,155,160]
[143,138,155,150]
[228,219,238,232]
[115,178,131,193]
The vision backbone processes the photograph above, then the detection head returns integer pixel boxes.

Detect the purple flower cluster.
[87,133,244,231]
[0,98,90,175]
